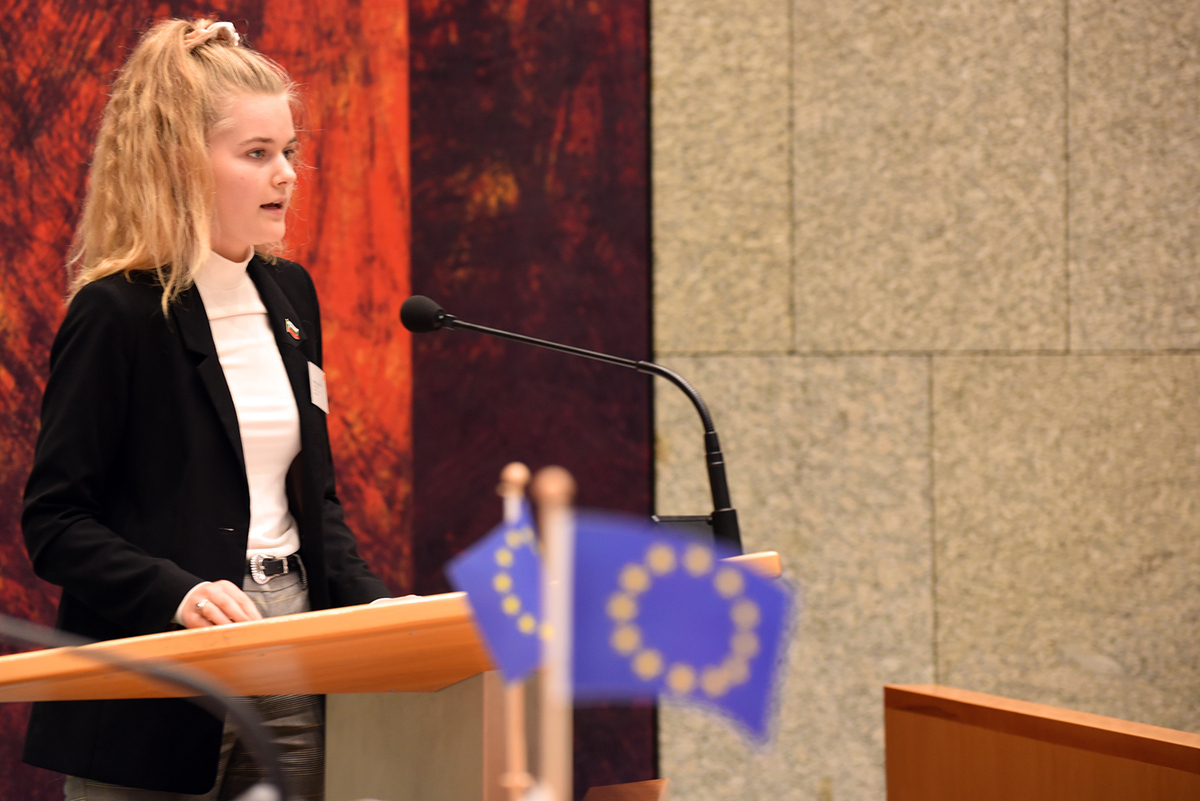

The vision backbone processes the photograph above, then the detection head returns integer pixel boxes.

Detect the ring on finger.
[196,599,210,612]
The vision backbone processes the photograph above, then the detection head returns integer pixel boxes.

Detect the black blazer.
[22,257,390,793]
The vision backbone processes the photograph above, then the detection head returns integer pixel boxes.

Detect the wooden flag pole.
[532,466,576,801]
[497,463,535,801]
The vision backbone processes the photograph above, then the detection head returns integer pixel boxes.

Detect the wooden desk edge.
[885,684,1200,775]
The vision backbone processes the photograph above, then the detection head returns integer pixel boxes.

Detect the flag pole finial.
[498,462,532,498]
[499,462,532,525]
[531,465,575,510]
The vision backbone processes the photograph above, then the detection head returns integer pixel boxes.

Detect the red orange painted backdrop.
[0,2,411,797]
[1,0,652,798]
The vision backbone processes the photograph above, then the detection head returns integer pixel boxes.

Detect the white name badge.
[308,362,329,414]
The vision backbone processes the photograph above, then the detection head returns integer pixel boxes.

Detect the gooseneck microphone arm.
[400,295,742,550]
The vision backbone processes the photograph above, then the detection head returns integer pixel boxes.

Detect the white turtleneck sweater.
[175,250,303,621]
[194,249,302,556]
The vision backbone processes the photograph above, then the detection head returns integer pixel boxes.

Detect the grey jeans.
[65,567,324,801]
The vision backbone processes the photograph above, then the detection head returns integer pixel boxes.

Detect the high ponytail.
[68,18,297,313]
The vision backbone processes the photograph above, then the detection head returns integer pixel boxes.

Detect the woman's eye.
[247,149,265,159]
[284,149,297,161]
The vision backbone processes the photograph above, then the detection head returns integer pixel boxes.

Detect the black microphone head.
[400,295,448,333]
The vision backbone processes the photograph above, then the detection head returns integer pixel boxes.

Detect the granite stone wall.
[652,1,1200,798]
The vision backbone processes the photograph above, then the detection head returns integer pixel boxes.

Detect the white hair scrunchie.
[184,21,240,51]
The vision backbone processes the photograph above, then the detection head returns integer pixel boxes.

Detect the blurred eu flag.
[573,512,793,741]
[447,502,542,683]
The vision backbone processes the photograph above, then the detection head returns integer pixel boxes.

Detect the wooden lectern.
[885,684,1200,801]
[0,593,503,800]
[0,552,779,799]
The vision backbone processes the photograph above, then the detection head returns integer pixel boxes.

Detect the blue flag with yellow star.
[572,512,793,741]
[446,502,542,683]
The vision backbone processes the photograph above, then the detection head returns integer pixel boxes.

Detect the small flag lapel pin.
[285,319,300,340]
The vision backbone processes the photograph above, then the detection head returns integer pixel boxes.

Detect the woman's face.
[208,93,297,262]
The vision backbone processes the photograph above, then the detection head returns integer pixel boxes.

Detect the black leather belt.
[247,553,302,585]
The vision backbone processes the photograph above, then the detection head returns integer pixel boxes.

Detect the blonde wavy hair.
[68,18,297,312]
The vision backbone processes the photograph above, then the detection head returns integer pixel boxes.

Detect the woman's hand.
[179,580,263,628]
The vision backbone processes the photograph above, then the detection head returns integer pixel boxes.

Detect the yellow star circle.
[605,541,761,699]
[490,525,539,638]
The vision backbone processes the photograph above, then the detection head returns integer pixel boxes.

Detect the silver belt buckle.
[249,553,270,585]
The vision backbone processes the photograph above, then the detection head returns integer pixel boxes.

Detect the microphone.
[400,295,742,551]
[399,294,450,333]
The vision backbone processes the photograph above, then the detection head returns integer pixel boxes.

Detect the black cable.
[0,613,288,801]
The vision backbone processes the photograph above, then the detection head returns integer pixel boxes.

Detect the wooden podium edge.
[0,552,782,704]
[0,592,490,701]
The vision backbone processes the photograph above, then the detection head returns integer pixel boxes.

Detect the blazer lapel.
[247,258,309,353]
[171,286,246,473]
[247,259,321,443]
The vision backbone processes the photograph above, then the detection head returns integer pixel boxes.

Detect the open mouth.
[261,201,285,210]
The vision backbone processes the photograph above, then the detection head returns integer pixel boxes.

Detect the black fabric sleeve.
[22,281,202,633]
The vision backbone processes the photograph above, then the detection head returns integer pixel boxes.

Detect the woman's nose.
[276,156,297,185]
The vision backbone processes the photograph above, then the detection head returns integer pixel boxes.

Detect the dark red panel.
[408,0,651,589]
[408,1,654,794]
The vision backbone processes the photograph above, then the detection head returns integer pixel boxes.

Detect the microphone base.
[652,511,743,553]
